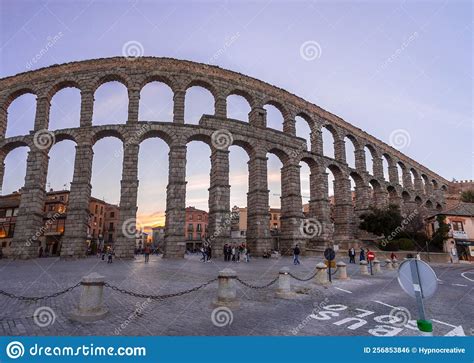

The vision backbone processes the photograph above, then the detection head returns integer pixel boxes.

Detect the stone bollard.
[314,262,329,285]
[385,259,393,270]
[214,268,239,307]
[276,267,296,299]
[359,260,369,275]
[70,273,108,322]
[336,261,348,280]
[373,259,381,274]
[392,258,399,269]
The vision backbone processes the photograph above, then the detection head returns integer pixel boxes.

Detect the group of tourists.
[98,246,114,263]
[223,243,250,262]
[200,241,212,262]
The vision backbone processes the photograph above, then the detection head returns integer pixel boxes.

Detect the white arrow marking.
[444,326,466,336]
[373,300,397,309]
[334,287,352,294]
[452,283,467,287]
[461,271,474,282]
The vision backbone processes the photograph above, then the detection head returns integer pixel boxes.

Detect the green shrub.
[378,240,399,251]
[396,238,416,251]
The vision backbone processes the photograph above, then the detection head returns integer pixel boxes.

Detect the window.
[109,222,114,229]
[8,224,15,238]
[198,215,202,221]
[108,233,113,242]
[60,196,64,201]
[197,224,202,232]
[189,214,193,221]
[187,233,193,240]
[452,221,464,231]
[188,223,194,231]
[100,206,103,214]
[95,205,98,213]
[6,209,12,217]
[110,212,115,218]
[0,210,6,218]
[13,208,18,217]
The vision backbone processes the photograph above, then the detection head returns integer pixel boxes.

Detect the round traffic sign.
[367,251,375,261]
[324,247,335,261]
[397,259,438,299]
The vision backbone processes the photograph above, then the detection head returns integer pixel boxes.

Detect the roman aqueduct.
[0,57,448,259]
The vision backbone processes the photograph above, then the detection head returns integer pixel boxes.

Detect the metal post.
[409,259,433,335]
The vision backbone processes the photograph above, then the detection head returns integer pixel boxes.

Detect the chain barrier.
[104,278,218,300]
[288,269,320,282]
[381,261,390,267]
[236,276,279,289]
[0,282,81,301]
[328,267,339,276]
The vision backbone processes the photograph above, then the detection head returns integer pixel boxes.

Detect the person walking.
[144,244,150,263]
[207,244,212,262]
[200,244,207,262]
[293,244,301,265]
[359,248,365,262]
[348,247,355,263]
[231,244,236,262]
[390,252,397,261]
[223,244,228,261]
[107,247,113,264]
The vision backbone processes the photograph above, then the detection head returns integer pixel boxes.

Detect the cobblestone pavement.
[0,255,472,336]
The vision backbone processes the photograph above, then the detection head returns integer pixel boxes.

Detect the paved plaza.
[0,255,472,336]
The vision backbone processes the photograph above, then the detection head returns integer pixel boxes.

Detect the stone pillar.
[354,149,366,173]
[33,96,51,130]
[310,127,323,155]
[353,183,371,238]
[208,147,231,256]
[173,89,185,124]
[373,259,381,274]
[283,117,296,136]
[0,103,7,139]
[279,161,304,255]
[115,143,139,258]
[333,175,354,245]
[164,144,187,257]
[359,260,369,275]
[127,87,140,123]
[214,268,238,307]
[373,186,388,209]
[372,156,384,180]
[214,96,227,118]
[307,166,332,250]
[385,258,394,270]
[392,258,399,269]
[80,90,94,128]
[276,267,295,299]
[62,144,94,258]
[402,168,413,190]
[0,150,5,194]
[11,148,49,258]
[314,262,329,285]
[70,273,108,322]
[336,261,348,279]
[413,175,424,194]
[248,107,266,128]
[246,151,271,255]
[334,138,346,164]
[388,164,399,185]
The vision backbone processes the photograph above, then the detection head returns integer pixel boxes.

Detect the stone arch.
[295,113,313,151]
[397,161,406,187]
[421,174,430,194]
[226,93,252,122]
[382,153,393,182]
[47,80,82,101]
[322,124,338,159]
[92,79,129,125]
[436,202,443,211]
[138,80,174,122]
[91,74,130,93]
[184,84,215,124]
[349,171,368,209]
[263,100,287,131]
[432,179,439,190]
[344,134,359,169]
[364,144,377,175]
[441,185,447,192]
[138,74,175,93]
[226,88,255,110]
[92,129,126,145]
[184,78,218,101]
[0,141,30,195]
[402,190,411,202]
[415,195,422,206]
[48,83,82,130]
[425,200,433,209]
[387,185,399,205]
[139,129,173,147]
[4,90,37,138]
[46,138,77,192]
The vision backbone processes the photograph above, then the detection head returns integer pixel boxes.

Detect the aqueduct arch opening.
[0,57,448,258]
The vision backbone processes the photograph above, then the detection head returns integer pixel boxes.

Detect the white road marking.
[334,287,352,294]
[432,319,456,328]
[452,283,467,287]
[372,300,397,309]
[461,271,474,282]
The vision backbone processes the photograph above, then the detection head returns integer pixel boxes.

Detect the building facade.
[185,207,208,251]
[426,202,474,262]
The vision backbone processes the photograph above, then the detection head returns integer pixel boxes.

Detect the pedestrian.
[39,246,44,258]
[107,247,113,264]
[200,245,207,262]
[245,245,250,262]
[293,244,301,265]
[223,244,228,261]
[231,244,236,262]
[390,252,397,261]
[359,248,365,262]
[207,244,212,262]
[226,244,232,261]
[144,244,150,263]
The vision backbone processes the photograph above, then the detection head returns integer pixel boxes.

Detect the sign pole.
[409,259,433,335]
[369,260,373,275]
[328,264,332,283]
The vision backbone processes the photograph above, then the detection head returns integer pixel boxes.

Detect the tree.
[460,190,474,203]
[359,204,403,239]
[430,214,449,251]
